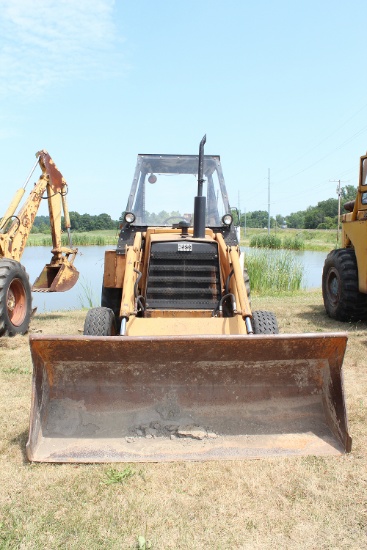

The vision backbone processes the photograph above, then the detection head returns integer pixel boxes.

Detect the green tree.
[317,216,336,229]
[244,210,272,228]
[316,198,338,218]
[304,207,324,229]
[69,211,81,230]
[275,214,285,227]
[285,211,305,229]
[341,185,357,202]
[95,213,116,230]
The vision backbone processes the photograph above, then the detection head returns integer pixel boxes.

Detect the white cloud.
[0,0,124,97]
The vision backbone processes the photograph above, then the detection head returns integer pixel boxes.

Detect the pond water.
[22,246,328,313]
[23,246,107,313]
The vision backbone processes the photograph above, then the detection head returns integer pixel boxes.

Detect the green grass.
[249,234,282,249]
[101,466,136,485]
[77,277,99,309]
[27,227,339,251]
[245,249,304,293]
[282,235,305,250]
[249,233,305,251]
[1,296,366,549]
[27,230,119,247]
[242,227,339,251]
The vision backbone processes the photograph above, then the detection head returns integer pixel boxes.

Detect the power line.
[271,101,367,178]
[241,107,367,214]
[272,123,367,187]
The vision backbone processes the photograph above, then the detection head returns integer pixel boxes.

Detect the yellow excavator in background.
[0,150,79,336]
[27,137,351,463]
[323,151,367,321]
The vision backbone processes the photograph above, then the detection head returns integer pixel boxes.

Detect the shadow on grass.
[11,429,29,464]
[297,303,367,333]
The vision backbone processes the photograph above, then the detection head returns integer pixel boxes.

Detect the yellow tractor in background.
[323,151,367,321]
[27,137,351,463]
[0,151,79,336]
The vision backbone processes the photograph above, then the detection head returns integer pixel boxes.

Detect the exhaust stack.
[193,135,207,238]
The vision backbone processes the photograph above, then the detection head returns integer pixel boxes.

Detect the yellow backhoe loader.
[0,150,79,336]
[27,137,351,462]
[323,151,367,321]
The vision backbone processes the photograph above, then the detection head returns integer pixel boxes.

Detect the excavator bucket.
[26,332,351,462]
[32,263,79,292]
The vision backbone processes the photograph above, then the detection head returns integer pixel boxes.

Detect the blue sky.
[1,0,367,222]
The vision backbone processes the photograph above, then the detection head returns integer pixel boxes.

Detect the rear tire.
[252,310,279,334]
[322,248,367,321]
[83,307,116,336]
[0,259,32,337]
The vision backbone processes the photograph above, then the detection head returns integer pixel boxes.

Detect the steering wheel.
[163,216,188,225]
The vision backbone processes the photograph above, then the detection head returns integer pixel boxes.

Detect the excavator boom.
[0,151,79,336]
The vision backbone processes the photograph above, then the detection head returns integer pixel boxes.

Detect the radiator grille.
[146,241,221,309]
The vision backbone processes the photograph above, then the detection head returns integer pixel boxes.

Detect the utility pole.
[237,190,241,242]
[238,190,241,225]
[330,179,348,244]
[268,168,270,235]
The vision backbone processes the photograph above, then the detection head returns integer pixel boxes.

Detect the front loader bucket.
[26,333,351,462]
[32,263,79,292]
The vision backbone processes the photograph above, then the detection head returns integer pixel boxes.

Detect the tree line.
[236,185,357,230]
[31,212,119,233]
[30,185,358,233]
[30,210,183,233]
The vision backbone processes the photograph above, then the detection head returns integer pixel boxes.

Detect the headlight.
[124,212,136,224]
[222,214,233,226]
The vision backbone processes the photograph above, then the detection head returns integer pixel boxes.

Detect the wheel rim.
[326,268,341,307]
[7,278,27,326]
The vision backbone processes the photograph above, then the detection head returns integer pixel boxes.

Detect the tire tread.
[252,310,279,334]
[322,248,367,321]
[0,259,32,337]
[83,307,116,336]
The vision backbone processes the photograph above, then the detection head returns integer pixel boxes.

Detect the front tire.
[322,248,367,321]
[252,310,279,334]
[0,259,32,337]
[83,307,116,336]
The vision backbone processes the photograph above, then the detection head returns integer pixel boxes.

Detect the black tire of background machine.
[252,310,279,334]
[322,248,367,322]
[83,307,116,336]
[0,259,32,337]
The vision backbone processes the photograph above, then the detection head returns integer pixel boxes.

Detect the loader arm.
[119,231,142,325]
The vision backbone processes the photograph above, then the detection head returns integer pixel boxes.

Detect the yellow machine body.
[27,149,352,461]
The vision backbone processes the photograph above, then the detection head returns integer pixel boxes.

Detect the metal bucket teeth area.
[26,333,351,462]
